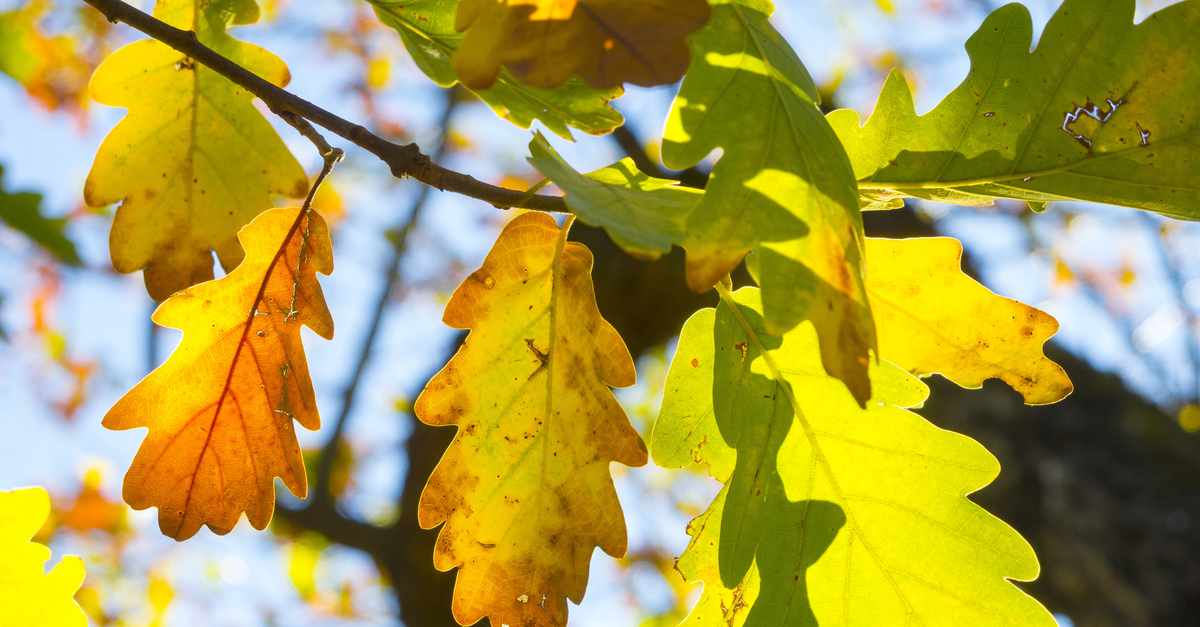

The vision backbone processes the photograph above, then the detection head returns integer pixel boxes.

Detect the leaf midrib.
[858,131,1195,192]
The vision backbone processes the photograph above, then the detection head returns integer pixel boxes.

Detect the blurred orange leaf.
[104,208,334,540]
[58,470,126,535]
[0,4,92,111]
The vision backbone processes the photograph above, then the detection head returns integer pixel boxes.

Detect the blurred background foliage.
[0,0,1198,625]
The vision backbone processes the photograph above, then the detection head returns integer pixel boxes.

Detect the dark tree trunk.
[921,350,1200,627]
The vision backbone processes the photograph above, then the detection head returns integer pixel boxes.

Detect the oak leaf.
[527,132,698,260]
[664,0,874,405]
[103,207,333,540]
[0,487,87,627]
[653,287,1054,627]
[84,0,307,301]
[452,0,710,90]
[829,0,1200,218]
[417,211,647,627]
[368,0,625,139]
[865,237,1073,405]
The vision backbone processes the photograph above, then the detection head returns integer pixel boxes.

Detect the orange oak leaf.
[104,207,333,540]
[416,212,647,627]
[452,0,711,90]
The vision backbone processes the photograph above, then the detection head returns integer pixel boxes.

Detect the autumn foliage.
[417,213,646,625]
[6,0,1200,625]
[103,207,333,540]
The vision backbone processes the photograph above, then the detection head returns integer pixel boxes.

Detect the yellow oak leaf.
[452,0,710,90]
[865,237,1072,405]
[84,0,307,301]
[0,487,87,627]
[104,207,333,540]
[416,212,647,627]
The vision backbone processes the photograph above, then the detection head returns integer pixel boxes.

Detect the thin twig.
[80,0,568,213]
[310,91,459,507]
[278,110,341,161]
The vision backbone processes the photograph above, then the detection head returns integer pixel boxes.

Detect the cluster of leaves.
[8,0,1200,624]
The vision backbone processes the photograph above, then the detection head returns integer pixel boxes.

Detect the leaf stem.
[513,178,552,209]
[78,0,570,213]
[856,135,1185,193]
[310,94,458,507]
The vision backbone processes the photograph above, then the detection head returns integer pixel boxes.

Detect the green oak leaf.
[368,0,624,140]
[652,286,1053,626]
[527,132,698,260]
[0,166,80,265]
[828,0,1200,219]
[663,0,873,405]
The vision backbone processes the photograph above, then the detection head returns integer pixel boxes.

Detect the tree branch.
[80,0,568,213]
[274,499,391,558]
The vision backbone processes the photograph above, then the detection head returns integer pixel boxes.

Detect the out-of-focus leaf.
[0,166,80,265]
[0,10,42,82]
[0,487,87,627]
[103,208,333,540]
[147,577,173,615]
[57,470,127,535]
[1179,404,1200,432]
[416,212,646,627]
[527,132,697,259]
[452,0,710,90]
[287,531,329,601]
[0,5,92,111]
[865,237,1073,405]
[652,287,1054,627]
[368,0,624,139]
[828,0,1200,219]
[84,0,307,301]
[664,0,874,405]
